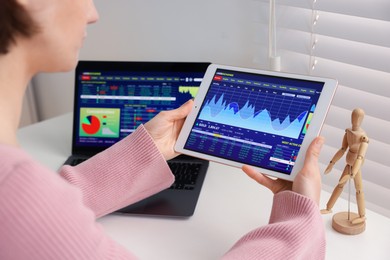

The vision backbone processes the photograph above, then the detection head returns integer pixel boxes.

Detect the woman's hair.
[0,0,39,54]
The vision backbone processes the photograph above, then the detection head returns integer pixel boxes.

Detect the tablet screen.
[183,68,325,175]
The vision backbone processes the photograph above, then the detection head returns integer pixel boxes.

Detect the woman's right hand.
[242,136,324,205]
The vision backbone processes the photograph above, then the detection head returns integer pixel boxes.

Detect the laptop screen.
[72,61,210,155]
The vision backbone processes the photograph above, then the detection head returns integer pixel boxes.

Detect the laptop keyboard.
[168,162,202,190]
[67,158,201,191]
[68,158,87,166]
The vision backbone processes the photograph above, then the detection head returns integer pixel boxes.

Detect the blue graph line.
[199,94,309,139]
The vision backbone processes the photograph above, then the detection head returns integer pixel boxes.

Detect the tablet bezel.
[175,64,337,181]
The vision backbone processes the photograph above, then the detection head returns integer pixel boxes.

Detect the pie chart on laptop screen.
[82,115,101,135]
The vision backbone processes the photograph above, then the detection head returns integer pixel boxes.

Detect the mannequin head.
[351,108,365,130]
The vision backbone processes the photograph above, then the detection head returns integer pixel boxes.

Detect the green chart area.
[80,108,120,138]
[302,112,313,134]
[179,86,199,98]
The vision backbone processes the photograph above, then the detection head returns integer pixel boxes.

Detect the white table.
[18,113,390,260]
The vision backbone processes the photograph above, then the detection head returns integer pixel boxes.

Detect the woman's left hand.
[144,99,193,160]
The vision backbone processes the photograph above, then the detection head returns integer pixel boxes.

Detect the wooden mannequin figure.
[321,108,369,235]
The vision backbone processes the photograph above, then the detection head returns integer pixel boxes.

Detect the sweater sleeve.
[0,125,173,259]
[59,125,174,218]
[0,149,139,259]
[223,191,326,260]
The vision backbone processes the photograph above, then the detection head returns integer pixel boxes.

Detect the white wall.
[32,0,269,120]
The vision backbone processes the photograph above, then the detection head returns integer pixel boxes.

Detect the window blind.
[252,0,390,217]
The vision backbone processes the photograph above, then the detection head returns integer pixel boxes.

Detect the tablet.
[175,64,337,181]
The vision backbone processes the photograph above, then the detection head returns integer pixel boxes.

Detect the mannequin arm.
[324,133,348,174]
[351,136,369,177]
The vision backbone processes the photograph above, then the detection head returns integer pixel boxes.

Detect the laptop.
[64,60,210,217]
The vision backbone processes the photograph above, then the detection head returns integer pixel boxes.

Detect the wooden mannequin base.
[332,212,365,235]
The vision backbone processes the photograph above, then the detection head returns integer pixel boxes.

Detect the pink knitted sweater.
[0,125,325,259]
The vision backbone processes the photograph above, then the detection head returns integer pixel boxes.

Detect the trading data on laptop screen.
[74,68,206,148]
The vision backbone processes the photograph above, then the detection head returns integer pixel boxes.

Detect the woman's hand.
[242,136,324,205]
[144,99,193,161]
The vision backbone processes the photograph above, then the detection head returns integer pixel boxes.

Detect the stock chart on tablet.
[184,69,324,175]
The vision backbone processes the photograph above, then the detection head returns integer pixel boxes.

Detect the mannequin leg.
[321,165,349,214]
[352,170,366,224]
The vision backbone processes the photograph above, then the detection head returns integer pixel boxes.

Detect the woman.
[0,0,325,259]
